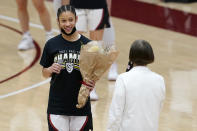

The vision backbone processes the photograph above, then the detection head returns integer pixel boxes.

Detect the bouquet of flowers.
[76,41,119,108]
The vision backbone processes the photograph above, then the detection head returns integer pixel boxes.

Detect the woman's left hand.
[86,80,95,91]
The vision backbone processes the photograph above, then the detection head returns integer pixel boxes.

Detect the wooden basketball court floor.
[0,0,197,131]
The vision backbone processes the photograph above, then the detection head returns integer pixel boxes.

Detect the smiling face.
[58,11,77,36]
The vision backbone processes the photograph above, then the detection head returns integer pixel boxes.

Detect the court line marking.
[0,15,54,99]
[0,78,51,99]
[0,15,59,33]
[0,22,41,84]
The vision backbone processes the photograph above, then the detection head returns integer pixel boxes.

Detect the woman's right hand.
[48,63,63,74]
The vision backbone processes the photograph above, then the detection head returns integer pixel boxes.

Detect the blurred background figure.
[102,0,118,81]
[16,0,54,50]
[107,40,166,131]
[68,0,110,101]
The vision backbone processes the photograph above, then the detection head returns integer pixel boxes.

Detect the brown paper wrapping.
[76,41,119,108]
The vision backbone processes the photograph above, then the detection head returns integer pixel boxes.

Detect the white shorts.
[76,8,110,32]
[48,114,88,131]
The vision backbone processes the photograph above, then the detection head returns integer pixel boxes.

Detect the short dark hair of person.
[129,40,154,66]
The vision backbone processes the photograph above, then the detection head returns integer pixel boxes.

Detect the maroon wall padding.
[111,0,197,37]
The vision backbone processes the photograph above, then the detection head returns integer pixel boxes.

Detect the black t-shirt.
[40,34,92,116]
[70,0,107,9]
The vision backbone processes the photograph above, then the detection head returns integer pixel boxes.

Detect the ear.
[76,16,78,23]
[57,18,59,24]
[57,18,61,30]
[57,18,61,28]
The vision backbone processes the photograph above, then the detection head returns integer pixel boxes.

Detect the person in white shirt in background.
[53,0,118,101]
[16,0,54,50]
[107,40,166,131]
